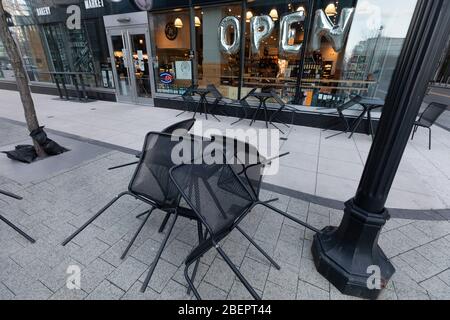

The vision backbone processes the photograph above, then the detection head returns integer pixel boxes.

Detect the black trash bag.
[29,126,48,145]
[43,139,69,155]
[29,126,69,156]
[2,145,37,163]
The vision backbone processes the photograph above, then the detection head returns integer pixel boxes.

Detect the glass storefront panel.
[129,33,152,99]
[195,4,242,100]
[150,9,192,94]
[110,35,132,98]
[243,0,308,102]
[11,25,52,82]
[1,0,421,111]
[0,40,14,81]
[2,0,139,88]
[300,0,418,106]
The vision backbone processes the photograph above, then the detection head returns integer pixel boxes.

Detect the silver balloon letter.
[218,16,241,55]
[310,8,355,52]
[250,15,275,54]
[279,11,306,55]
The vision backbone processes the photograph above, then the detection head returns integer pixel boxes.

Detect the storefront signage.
[36,7,51,16]
[84,0,104,10]
[250,15,275,54]
[159,72,174,84]
[175,61,192,80]
[219,7,355,56]
[310,8,355,52]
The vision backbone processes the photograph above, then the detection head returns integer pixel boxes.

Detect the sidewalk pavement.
[0,119,449,300]
[0,89,449,211]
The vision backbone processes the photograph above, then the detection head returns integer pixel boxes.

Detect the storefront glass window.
[2,0,139,88]
[11,25,52,82]
[150,9,192,94]
[301,0,418,106]
[243,0,308,102]
[0,40,15,81]
[195,4,242,100]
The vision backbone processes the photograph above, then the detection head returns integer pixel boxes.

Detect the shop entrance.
[104,12,155,105]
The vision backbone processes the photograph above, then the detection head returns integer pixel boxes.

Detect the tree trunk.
[0,2,45,156]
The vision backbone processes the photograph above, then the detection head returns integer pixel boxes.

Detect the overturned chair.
[107,118,196,171]
[62,131,285,294]
[170,161,319,300]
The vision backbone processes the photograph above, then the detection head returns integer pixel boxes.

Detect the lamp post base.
[311,199,395,300]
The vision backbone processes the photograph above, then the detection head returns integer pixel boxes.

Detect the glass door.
[128,28,154,104]
[106,27,154,104]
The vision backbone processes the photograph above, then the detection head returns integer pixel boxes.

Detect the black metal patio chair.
[0,189,35,243]
[107,118,196,171]
[169,162,319,300]
[320,94,363,139]
[62,132,282,294]
[206,84,229,118]
[230,88,258,125]
[269,89,297,134]
[411,102,447,149]
[176,85,198,117]
[62,132,206,292]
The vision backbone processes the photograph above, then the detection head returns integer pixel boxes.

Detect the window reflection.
[243,0,307,102]
[195,4,242,100]
[150,9,192,94]
[302,0,418,107]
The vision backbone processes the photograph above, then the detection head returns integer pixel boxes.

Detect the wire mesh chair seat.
[170,137,319,299]
[107,118,196,171]
[411,102,447,149]
[62,132,204,293]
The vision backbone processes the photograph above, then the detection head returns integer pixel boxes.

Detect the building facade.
[0,0,421,112]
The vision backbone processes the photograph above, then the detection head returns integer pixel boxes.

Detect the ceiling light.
[194,16,201,27]
[174,17,183,28]
[269,8,278,21]
[246,10,253,22]
[325,3,337,16]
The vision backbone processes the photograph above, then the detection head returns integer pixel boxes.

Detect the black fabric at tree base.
[29,126,69,156]
[2,126,69,164]
[2,145,37,163]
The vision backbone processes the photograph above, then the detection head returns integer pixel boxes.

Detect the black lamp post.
[312,0,450,299]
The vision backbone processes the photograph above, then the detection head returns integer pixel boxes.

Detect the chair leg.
[236,225,280,270]
[0,213,35,243]
[121,207,155,259]
[184,257,202,300]
[158,213,171,233]
[136,210,151,219]
[262,202,321,233]
[140,212,179,293]
[61,191,129,246]
[216,246,261,300]
[428,127,432,150]
[187,221,203,295]
[411,125,418,140]
[108,161,139,171]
